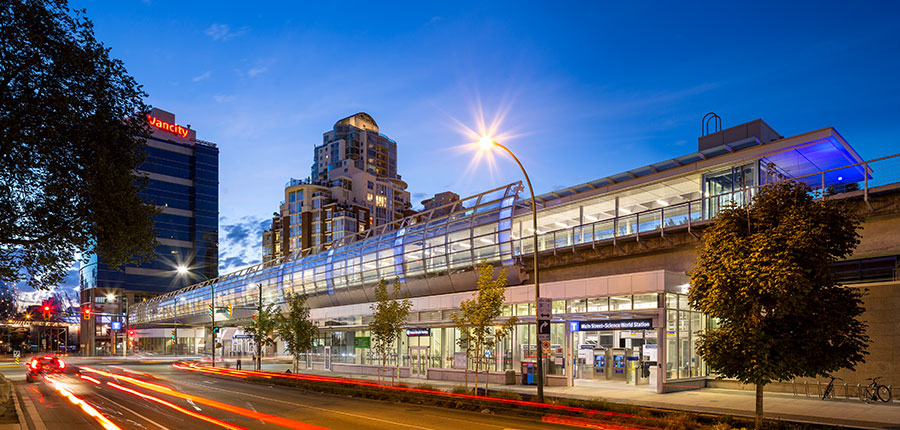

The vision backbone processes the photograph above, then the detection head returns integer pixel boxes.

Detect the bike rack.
[843,383,850,400]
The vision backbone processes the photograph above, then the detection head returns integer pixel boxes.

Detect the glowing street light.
[476,135,545,403]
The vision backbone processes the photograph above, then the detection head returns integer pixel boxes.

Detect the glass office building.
[80,108,218,355]
[130,118,897,392]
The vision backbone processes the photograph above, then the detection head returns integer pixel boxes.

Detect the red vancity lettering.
[147,115,189,138]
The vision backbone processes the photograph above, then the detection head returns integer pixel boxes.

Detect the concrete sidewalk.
[249,361,900,430]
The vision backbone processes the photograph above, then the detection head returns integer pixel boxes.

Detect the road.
[6,359,591,430]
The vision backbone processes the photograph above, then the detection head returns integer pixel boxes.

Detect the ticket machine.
[592,348,608,380]
[610,348,626,380]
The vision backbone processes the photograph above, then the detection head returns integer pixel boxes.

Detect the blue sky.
[30,1,899,301]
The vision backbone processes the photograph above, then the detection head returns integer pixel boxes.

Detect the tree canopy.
[689,179,868,427]
[1,0,157,289]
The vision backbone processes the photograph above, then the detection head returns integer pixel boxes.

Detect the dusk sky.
[32,1,900,303]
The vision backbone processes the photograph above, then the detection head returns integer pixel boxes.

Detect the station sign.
[233,334,252,339]
[406,328,431,337]
[569,319,653,332]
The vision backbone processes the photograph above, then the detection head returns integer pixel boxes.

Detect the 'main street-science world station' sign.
[569,319,653,332]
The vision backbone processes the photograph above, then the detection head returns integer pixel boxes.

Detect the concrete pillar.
[565,320,574,387]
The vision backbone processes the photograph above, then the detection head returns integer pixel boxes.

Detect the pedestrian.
[236,358,241,370]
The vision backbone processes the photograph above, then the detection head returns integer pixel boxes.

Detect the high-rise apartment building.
[80,108,218,355]
[263,113,410,261]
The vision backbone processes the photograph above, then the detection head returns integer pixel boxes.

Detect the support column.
[565,320,573,387]
[656,310,666,394]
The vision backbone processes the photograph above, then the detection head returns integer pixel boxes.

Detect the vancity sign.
[147,114,190,138]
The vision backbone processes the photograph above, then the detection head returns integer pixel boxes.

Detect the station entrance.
[570,324,658,387]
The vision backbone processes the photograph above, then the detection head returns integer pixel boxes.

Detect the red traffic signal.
[83,307,92,319]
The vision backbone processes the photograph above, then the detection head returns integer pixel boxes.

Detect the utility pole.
[257,283,262,371]
[123,298,128,358]
[211,283,216,368]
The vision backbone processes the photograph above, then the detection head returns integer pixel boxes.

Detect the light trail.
[44,376,122,430]
[106,382,248,430]
[79,374,101,385]
[81,366,329,430]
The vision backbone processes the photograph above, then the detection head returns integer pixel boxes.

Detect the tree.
[689,179,868,429]
[450,262,517,395]
[1,0,157,290]
[368,278,411,383]
[275,293,319,373]
[242,302,280,370]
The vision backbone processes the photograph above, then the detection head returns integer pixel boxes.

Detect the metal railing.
[512,152,900,256]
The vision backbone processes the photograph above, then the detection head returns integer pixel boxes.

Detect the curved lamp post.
[478,137,544,403]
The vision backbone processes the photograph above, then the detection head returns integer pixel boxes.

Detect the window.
[368,181,374,190]
[587,297,608,312]
[633,294,658,309]
[567,299,586,313]
[610,295,632,311]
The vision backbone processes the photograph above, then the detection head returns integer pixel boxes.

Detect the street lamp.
[176,264,215,366]
[477,136,544,403]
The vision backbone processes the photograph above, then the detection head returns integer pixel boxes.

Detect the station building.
[130,118,899,394]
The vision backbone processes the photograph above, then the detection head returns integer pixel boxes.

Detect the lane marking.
[106,382,247,430]
[92,390,173,430]
[246,402,267,425]
[186,398,202,411]
[177,377,439,430]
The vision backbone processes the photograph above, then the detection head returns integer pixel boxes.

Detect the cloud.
[426,16,441,26]
[192,71,211,82]
[247,66,268,78]
[412,192,428,199]
[204,24,246,41]
[213,95,236,103]
[218,216,266,273]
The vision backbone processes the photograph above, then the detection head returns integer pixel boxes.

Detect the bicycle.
[822,375,843,400]
[862,376,892,403]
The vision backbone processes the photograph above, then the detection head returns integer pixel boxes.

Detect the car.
[25,356,66,383]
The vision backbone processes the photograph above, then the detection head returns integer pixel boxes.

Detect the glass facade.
[81,135,219,295]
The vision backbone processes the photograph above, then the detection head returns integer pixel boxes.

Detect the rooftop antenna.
[702,112,722,136]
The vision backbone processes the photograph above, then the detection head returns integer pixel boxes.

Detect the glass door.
[409,346,428,379]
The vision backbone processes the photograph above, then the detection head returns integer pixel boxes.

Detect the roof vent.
[698,118,783,152]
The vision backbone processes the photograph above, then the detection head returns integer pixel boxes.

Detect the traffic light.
[251,313,257,324]
[42,304,51,319]
[212,326,220,335]
[170,330,175,339]
[208,304,214,315]
[83,307,92,320]
[226,304,233,316]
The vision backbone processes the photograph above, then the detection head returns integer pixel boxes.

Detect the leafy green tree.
[368,278,412,383]
[689,180,868,428]
[1,0,158,290]
[275,293,319,373]
[450,262,517,395]
[242,302,281,370]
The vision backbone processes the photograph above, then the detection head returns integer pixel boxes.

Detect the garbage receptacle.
[520,362,536,385]
[505,370,516,385]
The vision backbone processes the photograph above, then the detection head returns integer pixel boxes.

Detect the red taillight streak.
[44,376,122,430]
[58,359,65,370]
[84,367,328,430]
[79,375,101,385]
[542,415,643,430]
[106,382,248,430]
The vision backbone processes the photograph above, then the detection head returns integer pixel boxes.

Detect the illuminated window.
[366,193,374,202]
[375,195,387,208]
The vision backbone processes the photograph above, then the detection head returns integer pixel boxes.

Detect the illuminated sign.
[571,319,653,332]
[147,115,189,138]
[406,328,431,337]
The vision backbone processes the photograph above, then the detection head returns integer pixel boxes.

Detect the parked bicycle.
[862,377,892,403]
[822,375,843,400]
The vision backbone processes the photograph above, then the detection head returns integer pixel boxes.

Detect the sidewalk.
[250,361,900,430]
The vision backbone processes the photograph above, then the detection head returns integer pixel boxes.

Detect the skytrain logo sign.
[147,115,189,138]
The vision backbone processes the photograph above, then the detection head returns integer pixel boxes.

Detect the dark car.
[25,356,66,382]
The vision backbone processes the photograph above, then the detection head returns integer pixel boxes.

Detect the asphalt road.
[7,359,589,430]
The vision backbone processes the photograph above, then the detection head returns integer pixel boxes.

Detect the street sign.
[538,318,551,341]
[537,297,552,320]
[111,321,121,330]
[354,337,371,348]
[541,340,551,355]
[12,350,20,358]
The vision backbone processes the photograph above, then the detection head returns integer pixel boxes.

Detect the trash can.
[520,362,536,385]
[505,370,516,385]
